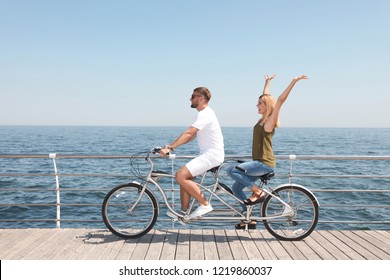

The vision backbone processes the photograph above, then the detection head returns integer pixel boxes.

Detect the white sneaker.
[189,204,213,219]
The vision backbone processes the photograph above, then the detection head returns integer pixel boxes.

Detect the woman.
[228,74,308,229]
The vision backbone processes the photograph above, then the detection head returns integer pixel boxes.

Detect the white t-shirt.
[191,106,224,162]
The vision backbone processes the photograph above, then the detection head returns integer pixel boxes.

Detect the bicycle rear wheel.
[261,185,319,241]
[102,183,158,238]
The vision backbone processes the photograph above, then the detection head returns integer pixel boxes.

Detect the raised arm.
[277,75,307,104]
[262,74,276,95]
[264,75,308,132]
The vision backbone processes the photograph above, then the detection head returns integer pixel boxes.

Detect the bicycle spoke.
[102,184,158,238]
[262,185,319,241]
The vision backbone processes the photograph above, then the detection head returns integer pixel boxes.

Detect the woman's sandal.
[235,222,257,230]
[243,192,266,205]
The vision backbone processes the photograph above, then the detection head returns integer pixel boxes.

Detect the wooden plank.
[115,237,139,260]
[40,229,79,259]
[278,241,307,260]
[130,231,154,260]
[288,239,322,260]
[0,229,23,246]
[366,230,390,246]
[326,231,370,260]
[236,229,263,259]
[0,228,34,258]
[320,230,364,260]
[376,230,390,240]
[159,229,178,260]
[302,231,336,260]
[78,229,121,260]
[60,229,100,260]
[175,229,190,260]
[22,229,66,260]
[312,231,350,260]
[249,230,278,260]
[259,230,292,260]
[96,233,124,260]
[144,229,166,260]
[202,229,219,260]
[277,230,321,260]
[102,236,126,260]
[0,229,389,260]
[190,229,204,260]
[345,231,390,260]
[225,229,248,260]
[214,229,233,260]
[0,229,43,260]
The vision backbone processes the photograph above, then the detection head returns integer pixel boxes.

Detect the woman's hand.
[262,74,276,96]
[264,74,276,82]
[293,75,308,82]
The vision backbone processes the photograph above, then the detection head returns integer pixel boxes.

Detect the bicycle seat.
[259,172,275,182]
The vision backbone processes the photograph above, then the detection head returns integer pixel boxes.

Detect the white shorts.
[185,153,222,177]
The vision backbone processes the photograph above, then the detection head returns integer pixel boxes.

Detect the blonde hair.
[259,94,280,127]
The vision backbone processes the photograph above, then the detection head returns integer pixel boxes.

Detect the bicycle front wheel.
[102,183,158,238]
[262,185,319,241]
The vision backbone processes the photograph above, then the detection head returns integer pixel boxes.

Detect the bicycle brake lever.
[151,147,162,154]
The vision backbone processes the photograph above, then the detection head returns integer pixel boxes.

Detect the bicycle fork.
[243,187,295,221]
[261,187,295,218]
[126,182,149,214]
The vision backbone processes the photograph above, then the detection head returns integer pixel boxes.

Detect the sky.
[1,0,389,128]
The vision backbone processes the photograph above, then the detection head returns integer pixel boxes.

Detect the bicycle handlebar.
[151,147,176,159]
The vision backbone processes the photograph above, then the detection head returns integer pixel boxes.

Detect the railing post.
[288,155,296,184]
[171,157,175,208]
[49,153,61,228]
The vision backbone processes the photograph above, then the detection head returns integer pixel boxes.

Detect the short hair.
[193,87,211,101]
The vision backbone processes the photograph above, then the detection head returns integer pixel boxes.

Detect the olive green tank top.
[252,122,276,168]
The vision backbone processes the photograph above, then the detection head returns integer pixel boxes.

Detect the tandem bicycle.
[102,147,320,241]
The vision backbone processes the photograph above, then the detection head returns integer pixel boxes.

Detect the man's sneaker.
[189,204,213,219]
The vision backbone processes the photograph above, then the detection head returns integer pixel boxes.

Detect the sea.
[0,126,389,231]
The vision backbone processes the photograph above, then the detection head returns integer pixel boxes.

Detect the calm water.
[0,126,389,230]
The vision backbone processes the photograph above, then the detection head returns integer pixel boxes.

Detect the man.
[160,87,224,218]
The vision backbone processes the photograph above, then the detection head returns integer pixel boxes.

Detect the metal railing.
[0,154,389,229]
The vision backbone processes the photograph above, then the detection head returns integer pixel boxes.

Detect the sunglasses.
[191,94,202,99]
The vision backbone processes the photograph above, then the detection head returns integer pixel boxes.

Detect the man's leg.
[180,187,191,211]
[176,166,208,207]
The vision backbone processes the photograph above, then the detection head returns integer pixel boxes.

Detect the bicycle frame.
[103,149,320,240]
[130,152,306,224]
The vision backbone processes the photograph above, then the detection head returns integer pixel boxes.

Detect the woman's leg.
[241,161,273,203]
[231,181,247,212]
[227,164,257,212]
[229,161,273,203]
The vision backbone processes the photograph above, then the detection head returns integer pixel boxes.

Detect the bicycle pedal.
[177,216,189,225]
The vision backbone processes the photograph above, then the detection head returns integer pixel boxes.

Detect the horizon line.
[0,124,389,129]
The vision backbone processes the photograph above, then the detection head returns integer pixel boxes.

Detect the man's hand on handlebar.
[158,145,174,157]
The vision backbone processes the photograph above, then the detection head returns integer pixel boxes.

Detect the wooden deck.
[0,228,389,260]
